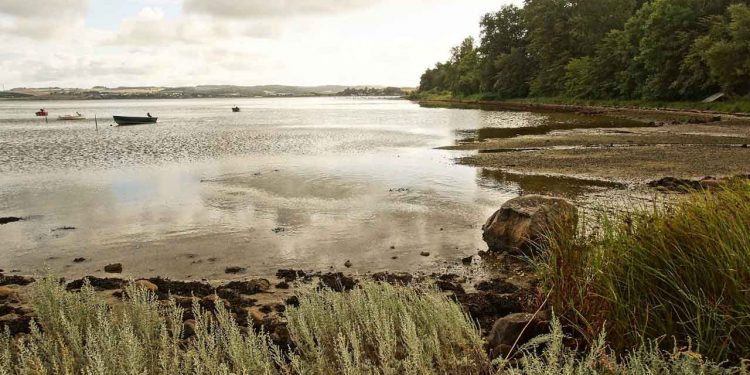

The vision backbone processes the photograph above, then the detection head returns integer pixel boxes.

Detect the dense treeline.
[419,0,750,101]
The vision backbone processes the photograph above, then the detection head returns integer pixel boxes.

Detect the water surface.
[0,97,618,279]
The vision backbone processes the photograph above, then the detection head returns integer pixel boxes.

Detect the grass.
[0,278,490,374]
[407,91,750,114]
[539,181,750,363]
[1,276,743,374]
[501,317,743,375]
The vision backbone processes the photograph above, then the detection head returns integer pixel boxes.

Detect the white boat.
[58,112,86,121]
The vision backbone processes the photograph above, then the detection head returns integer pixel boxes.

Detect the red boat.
[35,109,48,117]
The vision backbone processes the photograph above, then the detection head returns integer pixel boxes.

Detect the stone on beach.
[104,263,123,273]
[133,279,158,292]
[0,286,17,301]
[487,313,549,358]
[482,195,577,255]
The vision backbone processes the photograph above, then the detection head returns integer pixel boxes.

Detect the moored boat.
[35,109,48,117]
[113,115,158,126]
[232,106,240,112]
[58,112,85,121]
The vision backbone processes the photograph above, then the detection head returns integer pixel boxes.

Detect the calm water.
[0,97,613,279]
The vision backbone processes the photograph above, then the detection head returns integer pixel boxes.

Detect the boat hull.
[58,116,85,121]
[113,116,158,126]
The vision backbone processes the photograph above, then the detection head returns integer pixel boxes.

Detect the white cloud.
[1,0,522,88]
[183,0,377,19]
[0,0,88,39]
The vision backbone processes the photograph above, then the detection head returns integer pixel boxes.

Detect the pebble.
[104,263,123,273]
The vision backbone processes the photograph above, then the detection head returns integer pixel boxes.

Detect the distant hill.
[1,85,415,100]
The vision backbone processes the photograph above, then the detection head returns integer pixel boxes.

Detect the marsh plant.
[1,275,742,374]
[540,181,750,363]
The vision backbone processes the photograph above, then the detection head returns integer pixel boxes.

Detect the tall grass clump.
[286,282,491,374]
[541,181,750,362]
[0,278,491,374]
[0,276,279,374]
[499,317,744,375]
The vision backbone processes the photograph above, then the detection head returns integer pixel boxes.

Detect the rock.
[0,313,31,335]
[104,263,123,273]
[372,272,414,285]
[271,324,291,346]
[0,287,16,301]
[275,281,290,289]
[482,195,577,255]
[201,295,229,310]
[216,288,241,302]
[457,292,522,328]
[259,304,273,314]
[133,279,158,292]
[461,255,473,265]
[276,269,306,282]
[0,217,23,225]
[475,279,519,294]
[487,313,549,358]
[318,272,357,292]
[0,275,35,286]
[648,177,703,193]
[436,280,465,294]
[249,308,266,325]
[67,277,124,291]
[147,278,214,297]
[285,296,300,307]
[224,279,271,295]
[344,260,352,268]
[420,251,431,257]
[182,319,197,338]
[225,266,246,274]
[73,257,86,263]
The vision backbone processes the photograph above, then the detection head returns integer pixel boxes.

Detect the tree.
[447,37,481,96]
[478,5,529,95]
[701,4,750,96]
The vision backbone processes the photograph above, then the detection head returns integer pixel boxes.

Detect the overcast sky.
[0,0,522,89]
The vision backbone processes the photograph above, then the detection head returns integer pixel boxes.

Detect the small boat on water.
[35,109,48,117]
[113,114,157,126]
[232,106,240,112]
[58,112,85,121]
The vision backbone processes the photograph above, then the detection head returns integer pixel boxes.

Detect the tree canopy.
[418,0,750,101]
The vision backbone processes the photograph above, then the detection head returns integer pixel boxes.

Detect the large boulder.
[482,195,577,255]
[487,313,549,358]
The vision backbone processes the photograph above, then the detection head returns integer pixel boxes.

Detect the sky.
[0,0,521,89]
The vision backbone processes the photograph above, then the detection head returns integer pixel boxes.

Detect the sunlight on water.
[0,97,584,278]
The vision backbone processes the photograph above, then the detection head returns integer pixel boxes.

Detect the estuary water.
[0,97,604,279]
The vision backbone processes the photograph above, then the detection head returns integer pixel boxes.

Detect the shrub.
[286,282,490,374]
[500,317,743,375]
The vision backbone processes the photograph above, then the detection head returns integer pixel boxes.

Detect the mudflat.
[430,100,750,184]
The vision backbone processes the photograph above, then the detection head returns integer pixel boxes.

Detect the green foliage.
[417,0,750,102]
[701,4,750,95]
[540,181,750,363]
[1,276,746,373]
[287,282,490,374]
[0,279,490,374]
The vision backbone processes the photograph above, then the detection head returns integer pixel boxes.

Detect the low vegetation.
[1,271,744,373]
[540,181,750,363]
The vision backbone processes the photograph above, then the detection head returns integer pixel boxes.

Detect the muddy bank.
[425,99,750,185]
[0,254,538,346]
